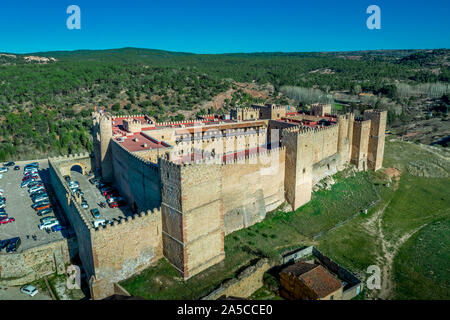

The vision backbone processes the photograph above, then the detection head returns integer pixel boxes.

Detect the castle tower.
[310,103,332,117]
[351,119,371,171]
[99,115,113,181]
[283,128,313,210]
[337,114,350,167]
[347,113,354,162]
[92,112,102,169]
[363,110,387,171]
[159,159,225,279]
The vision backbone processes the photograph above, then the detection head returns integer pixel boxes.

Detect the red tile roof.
[117,132,168,152]
[281,262,342,298]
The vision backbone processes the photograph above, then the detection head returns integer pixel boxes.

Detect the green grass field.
[121,139,450,300]
[393,219,450,300]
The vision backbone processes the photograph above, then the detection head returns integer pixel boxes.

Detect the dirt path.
[363,200,424,299]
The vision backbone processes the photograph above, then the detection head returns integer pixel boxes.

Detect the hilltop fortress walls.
[364,110,387,171]
[110,140,162,212]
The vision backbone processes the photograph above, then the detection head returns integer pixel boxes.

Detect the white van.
[93,219,106,228]
[39,220,59,230]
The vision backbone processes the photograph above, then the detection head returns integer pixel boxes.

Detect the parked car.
[89,177,101,185]
[108,202,119,208]
[0,217,15,225]
[64,175,71,182]
[40,216,57,224]
[20,285,38,297]
[21,179,34,188]
[68,181,79,187]
[28,181,43,189]
[91,208,101,218]
[106,192,120,200]
[33,196,49,204]
[4,162,15,167]
[25,162,39,168]
[23,166,39,172]
[37,208,53,217]
[0,197,6,204]
[29,185,45,194]
[6,237,21,253]
[100,186,114,195]
[81,200,89,209]
[32,201,50,209]
[0,174,3,180]
[24,174,39,181]
[93,219,106,228]
[51,225,67,232]
[34,203,51,212]
[0,213,7,220]
[0,202,5,209]
[0,167,8,173]
[31,191,47,199]
[39,220,59,230]
[14,165,20,171]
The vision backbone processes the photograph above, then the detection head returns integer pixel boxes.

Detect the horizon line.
[1,46,448,56]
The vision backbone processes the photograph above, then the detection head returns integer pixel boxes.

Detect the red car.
[106,192,120,200]
[0,217,15,225]
[108,202,119,208]
[22,175,38,182]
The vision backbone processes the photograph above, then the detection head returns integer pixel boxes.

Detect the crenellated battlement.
[94,208,161,232]
[283,123,339,137]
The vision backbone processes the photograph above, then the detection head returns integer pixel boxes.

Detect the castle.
[49,103,386,299]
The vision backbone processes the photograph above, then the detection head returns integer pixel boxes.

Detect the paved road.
[0,286,52,300]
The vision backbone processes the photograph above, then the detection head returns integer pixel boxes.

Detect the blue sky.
[0,0,448,54]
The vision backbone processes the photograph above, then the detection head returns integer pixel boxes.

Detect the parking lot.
[0,285,52,300]
[70,171,133,226]
[0,160,69,252]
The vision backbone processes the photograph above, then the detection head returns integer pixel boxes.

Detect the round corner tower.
[99,114,114,182]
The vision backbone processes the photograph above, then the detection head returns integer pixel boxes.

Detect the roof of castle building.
[118,132,168,152]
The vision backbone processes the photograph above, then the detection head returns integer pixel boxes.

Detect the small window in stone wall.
[303,168,306,174]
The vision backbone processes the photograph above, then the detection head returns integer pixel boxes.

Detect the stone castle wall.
[221,147,286,234]
[89,209,162,299]
[50,154,163,300]
[0,238,75,286]
[111,140,162,212]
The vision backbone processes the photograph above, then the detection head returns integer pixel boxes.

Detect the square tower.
[364,110,387,171]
